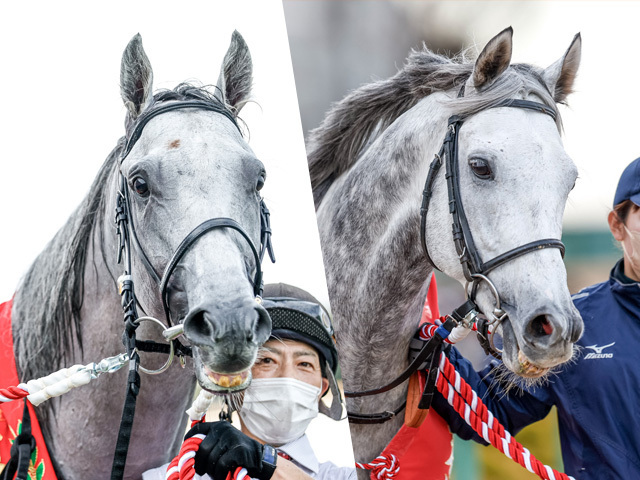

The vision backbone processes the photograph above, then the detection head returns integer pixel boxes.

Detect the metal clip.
[87,353,130,379]
[460,309,478,329]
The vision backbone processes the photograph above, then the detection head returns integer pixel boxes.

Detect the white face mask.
[239,377,321,446]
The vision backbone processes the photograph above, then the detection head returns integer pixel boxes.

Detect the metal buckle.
[465,273,505,354]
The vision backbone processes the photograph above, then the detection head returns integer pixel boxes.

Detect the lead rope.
[165,391,254,480]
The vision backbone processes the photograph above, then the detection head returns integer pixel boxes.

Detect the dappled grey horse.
[11,32,271,479]
[308,28,583,468]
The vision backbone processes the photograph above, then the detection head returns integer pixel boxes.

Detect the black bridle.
[111,100,275,479]
[420,98,564,282]
[346,97,565,424]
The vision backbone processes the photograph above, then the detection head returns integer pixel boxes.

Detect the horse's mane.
[13,83,235,384]
[307,46,561,208]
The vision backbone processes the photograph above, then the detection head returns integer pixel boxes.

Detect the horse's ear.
[120,34,154,120]
[216,30,253,113]
[472,27,513,90]
[542,33,581,104]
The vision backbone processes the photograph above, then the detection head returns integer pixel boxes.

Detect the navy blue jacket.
[433,260,640,479]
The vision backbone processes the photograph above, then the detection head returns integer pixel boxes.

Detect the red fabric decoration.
[0,299,56,479]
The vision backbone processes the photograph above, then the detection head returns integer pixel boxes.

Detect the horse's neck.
[13,176,194,479]
[317,98,451,465]
[318,96,448,364]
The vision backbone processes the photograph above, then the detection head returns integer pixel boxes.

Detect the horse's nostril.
[183,310,216,345]
[530,315,553,337]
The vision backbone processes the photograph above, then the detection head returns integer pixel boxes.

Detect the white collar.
[277,434,319,474]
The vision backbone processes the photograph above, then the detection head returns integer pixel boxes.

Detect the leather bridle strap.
[344,324,447,398]
[481,239,565,275]
[159,217,264,323]
[420,98,564,282]
[347,402,407,425]
[121,100,241,160]
[344,319,455,424]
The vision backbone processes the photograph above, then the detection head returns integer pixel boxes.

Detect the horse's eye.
[256,175,265,192]
[469,158,493,179]
[133,177,149,196]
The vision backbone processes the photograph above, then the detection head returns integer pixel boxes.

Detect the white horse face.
[426,28,583,377]
[121,111,271,388]
[119,33,271,393]
[462,107,580,373]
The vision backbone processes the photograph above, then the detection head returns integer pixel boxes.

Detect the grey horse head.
[119,32,271,393]
[424,28,583,376]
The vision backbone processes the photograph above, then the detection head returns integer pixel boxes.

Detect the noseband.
[346,97,566,424]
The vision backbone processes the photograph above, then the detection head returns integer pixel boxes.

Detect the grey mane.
[13,83,239,384]
[307,46,561,208]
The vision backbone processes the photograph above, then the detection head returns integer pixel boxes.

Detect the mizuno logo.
[584,342,615,359]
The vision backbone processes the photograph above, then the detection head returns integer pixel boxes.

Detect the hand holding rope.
[166,390,277,480]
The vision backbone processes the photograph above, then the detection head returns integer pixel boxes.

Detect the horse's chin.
[514,350,550,378]
[194,362,252,394]
[500,319,551,379]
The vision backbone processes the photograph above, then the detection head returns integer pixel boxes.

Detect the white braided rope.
[1,354,129,406]
[446,324,473,344]
[23,365,94,406]
[186,390,215,421]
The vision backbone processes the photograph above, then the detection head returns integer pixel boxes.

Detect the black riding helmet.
[261,283,338,377]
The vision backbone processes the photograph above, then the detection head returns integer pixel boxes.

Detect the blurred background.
[283,1,638,478]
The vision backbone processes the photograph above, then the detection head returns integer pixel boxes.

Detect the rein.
[110,100,275,480]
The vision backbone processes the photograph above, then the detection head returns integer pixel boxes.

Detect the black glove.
[185,421,277,480]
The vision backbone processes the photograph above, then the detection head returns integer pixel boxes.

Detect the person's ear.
[608,210,626,242]
[320,377,329,396]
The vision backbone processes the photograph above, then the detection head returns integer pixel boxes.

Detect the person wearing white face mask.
[432,157,640,479]
[163,283,356,480]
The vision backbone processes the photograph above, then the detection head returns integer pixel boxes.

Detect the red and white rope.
[435,352,573,480]
[165,426,252,480]
[355,454,400,479]
[166,394,254,480]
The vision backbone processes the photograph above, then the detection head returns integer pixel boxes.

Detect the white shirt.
[142,434,356,480]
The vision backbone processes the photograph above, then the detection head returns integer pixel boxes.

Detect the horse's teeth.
[518,350,546,376]
[205,369,248,388]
